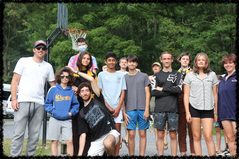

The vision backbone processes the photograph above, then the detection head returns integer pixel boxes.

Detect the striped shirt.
[184,71,218,110]
[68,53,98,71]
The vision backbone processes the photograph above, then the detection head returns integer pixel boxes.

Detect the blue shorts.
[153,112,179,131]
[126,110,150,130]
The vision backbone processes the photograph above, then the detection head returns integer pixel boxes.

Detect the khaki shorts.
[47,117,72,141]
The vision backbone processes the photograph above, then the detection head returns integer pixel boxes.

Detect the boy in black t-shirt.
[76,76,120,156]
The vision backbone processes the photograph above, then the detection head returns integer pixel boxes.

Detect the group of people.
[9,38,236,157]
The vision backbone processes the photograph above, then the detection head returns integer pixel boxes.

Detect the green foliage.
[3,2,236,77]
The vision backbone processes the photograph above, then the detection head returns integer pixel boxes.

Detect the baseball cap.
[152,62,161,68]
[34,40,47,48]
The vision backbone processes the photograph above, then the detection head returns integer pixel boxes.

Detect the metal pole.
[42,28,62,146]
[42,38,50,147]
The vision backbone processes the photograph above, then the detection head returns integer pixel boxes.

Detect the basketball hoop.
[64,29,87,51]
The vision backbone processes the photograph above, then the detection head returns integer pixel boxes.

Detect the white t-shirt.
[13,57,55,105]
[97,71,126,109]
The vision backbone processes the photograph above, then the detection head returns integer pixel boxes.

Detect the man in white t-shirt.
[10,40,56,157]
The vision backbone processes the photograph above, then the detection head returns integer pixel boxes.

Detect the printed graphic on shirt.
[232,78,237,82]
[85,104,105,129]
[167,73,177,83]
[55,94,70,101]
[151,76,156,90]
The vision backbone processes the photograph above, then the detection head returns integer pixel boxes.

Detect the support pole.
[42,27,63,146]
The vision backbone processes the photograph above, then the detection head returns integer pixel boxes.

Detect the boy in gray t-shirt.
[123,55,151,156]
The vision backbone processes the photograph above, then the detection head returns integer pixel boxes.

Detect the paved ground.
[3,121,226,157]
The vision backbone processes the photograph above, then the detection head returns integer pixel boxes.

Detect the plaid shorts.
[153,112,179,131]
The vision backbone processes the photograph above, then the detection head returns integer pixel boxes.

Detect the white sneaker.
[225,152,231,156]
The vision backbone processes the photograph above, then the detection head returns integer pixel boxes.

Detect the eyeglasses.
[36,46,47,51]
[60,75,70,79]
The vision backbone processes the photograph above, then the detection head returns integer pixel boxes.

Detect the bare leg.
[124,123,128,143]
[191,118,202,156]
[156,130,165,156]
[138,129,147,156]
[51,140,58,156]
[164,122,168,149]
[66,140,73,156]
[104,134,116,156]
[169,130,177,156]
[222,129,228,150]
[222,120,236,157]
[128,130,136,156]
[154,128,158,148]
[114,123,121,156]
[201,118,215,156]
[215,126,221,153]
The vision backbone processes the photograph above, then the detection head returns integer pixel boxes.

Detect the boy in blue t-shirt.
[45,67,79,156]
[97,52,126,156]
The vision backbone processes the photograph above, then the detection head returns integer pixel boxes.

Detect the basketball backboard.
[57,2,68,39]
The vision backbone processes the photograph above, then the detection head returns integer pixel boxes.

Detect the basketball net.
[64,29,87,51]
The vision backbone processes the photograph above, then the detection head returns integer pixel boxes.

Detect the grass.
[3,138,54,157]
[3,119,14,122]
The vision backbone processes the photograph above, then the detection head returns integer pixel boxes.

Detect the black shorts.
[189,104,214,119]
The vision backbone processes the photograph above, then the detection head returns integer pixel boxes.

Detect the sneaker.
[217,152,226,156]
[218,148,229,156]
[225,152,231,157]
[222,148,229,154]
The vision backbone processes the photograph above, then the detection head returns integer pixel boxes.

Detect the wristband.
[76,71,79,74]
[77,154,81,156]
[12,99,17,101]
[186,112,190,114]
[214,112,217,115]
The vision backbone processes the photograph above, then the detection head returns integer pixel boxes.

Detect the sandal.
[164,143,168,150]
[119,140,122,149]
[122,138,128,147]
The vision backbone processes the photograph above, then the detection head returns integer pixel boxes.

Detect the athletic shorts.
[47,117,72,141]
[213,122,220,127]
[87,129,120,156]
[153,112,179,131]
[126,110,150,130]
[189,104,214,119]
[114,109,124,124]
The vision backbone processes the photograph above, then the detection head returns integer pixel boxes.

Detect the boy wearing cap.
[10,40,56,157]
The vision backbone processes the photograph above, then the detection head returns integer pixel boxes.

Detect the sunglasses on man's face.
[60,75,70,79]
[36,46,47,51]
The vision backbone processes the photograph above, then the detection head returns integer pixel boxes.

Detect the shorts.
[47,117,72,141]
[87,129,120,156]
[114,109,124,124]
[126,110,150,130]
[154,112,179,131]
[189,104,214,119]
[214,122,220,127]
